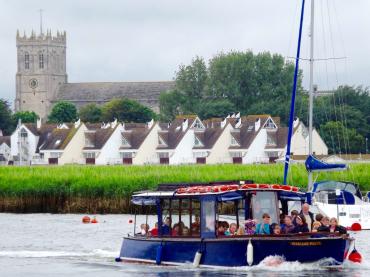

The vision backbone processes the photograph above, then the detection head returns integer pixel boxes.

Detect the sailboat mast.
[308,0,315,190]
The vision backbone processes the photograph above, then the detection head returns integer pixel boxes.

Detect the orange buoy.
[82,216,91,224]
[348,249,362,263]
[351,223,362,232]
[91,217,98,224]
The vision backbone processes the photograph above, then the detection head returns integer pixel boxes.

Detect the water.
[0,213,369,276]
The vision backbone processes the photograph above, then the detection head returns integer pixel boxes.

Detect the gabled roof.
[193,125,227,150]
[0,136,10,147]
[40,124,77,150]
[265,127,288,149]
[83,123,118,150]
[157,116,197,150]
[120,123,154,150]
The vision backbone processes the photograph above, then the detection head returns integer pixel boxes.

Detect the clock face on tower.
[29,78,38,89]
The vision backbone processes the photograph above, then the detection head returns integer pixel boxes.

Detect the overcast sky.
[1,0,369,107]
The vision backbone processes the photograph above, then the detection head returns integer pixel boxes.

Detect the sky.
[1,0,370,107]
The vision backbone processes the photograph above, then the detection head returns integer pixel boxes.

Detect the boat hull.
[119,235,351,267]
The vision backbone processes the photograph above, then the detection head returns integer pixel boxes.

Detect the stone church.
[15,30,174,119]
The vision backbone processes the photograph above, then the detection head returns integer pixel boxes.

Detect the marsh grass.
[0,163,368,213]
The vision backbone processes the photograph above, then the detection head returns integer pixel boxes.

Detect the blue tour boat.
[117,181,353,267]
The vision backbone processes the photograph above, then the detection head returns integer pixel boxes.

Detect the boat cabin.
[131,181,306,239]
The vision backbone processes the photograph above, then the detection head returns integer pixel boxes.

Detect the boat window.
[251,191,279,225]
[217,201,237,233]
[316,181,361,198]
[190,199,200,236]
[201,200,216,235]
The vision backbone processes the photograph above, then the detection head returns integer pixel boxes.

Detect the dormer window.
[194,136,203,147]
[121,136,130,147]
[266,135,276,146]
[231,135,239,146]
[158,135,167,147]
[192,118,205,130]
[20,128,28,138]
[264,118,277,129]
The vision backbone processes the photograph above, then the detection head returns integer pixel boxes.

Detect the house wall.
[311,129,328,155]
[10,125,38,162]
[291,124,308,155]
[207,124,233,164]
[134,124,160,165]
[96,124,124,165]
[244,129,268,164]
[0,143,11,161]
[170,129,195,164]
[58,124,87,165]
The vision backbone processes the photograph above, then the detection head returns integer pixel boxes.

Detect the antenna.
[39,9,43,35]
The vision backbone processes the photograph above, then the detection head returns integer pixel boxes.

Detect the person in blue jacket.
[255,213,271,235]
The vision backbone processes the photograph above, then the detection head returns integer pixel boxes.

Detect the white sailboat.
[285,0,370,230]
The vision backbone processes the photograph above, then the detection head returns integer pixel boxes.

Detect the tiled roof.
[0,136,10,147]
[157,117,196,149]
[120,123,154,150]
[194,125,227,149]
[83,124,118,150]
[40,124,77,150]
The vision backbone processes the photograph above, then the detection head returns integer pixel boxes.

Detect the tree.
[12,111,38,123]
[319,121,364,154]
[79,104,102,123]
[159,90,184,121]
[101,98,156,123]
[198,99,235,120]
[0,99,14,135]
[48,101,78,123]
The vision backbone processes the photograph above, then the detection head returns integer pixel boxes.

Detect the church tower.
[15,29,67,119]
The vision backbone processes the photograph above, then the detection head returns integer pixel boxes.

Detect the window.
[264,118,277,129]
[157,152,169,158]
[231,136,239,146]
[251,191,279,224]
[121,136,130,147]
[83,152,96,158]
[194,136,203,147]
[39,53,44,69]
[25,52,29,69]
[266,135,276,146]
[50,152,62,158]
[20,128,28,138]
[121,152,133,158]
[158,135,167,146]
[193,119,204,129]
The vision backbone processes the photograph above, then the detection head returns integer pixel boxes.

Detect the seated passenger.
[225,223,237,236]
[312,221,321,233]
[315,213,324,222]
[272,223,282,235]
[140,223,149,235]
[255,213,271,235]
[172,223,180,236]
[182,227,190,236]
[237,226,245,235]
[162,217,171,235]
[217,222,226,236]
[282,215,295,234]
[191,215,200,233]
[317,216,330,232]
[329,217,347,234]
[291,210,299,225]
[150,222,158,236]
[291,215,309,233]
[244,219,256,235]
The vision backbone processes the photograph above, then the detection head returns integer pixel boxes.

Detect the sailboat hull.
[119,235,351,267]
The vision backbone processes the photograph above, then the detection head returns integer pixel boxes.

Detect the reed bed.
[0,163,368,213]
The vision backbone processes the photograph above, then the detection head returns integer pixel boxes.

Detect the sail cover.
[305,155,347,172]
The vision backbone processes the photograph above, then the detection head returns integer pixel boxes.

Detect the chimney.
[293,117,300,128]
[0,129,3,136]
[36,118,42,129]
[235,118,241,128]
[74,118,81,129]
[235,112,241,119]
[182,119,188,131]
[111,118,118,128]
[147,119,154,129]
[221,118,227,128]
[255,118,261,132]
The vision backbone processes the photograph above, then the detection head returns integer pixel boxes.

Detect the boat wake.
[0,249,117,259]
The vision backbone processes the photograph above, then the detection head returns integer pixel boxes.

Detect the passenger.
[315,213,324,222]
[217,222,226,236]
[182,227,190,236]
[150,222,159,236]
[225,223,237,236]
[255,213,271,235]
[272,224,282,235]
[282,215,295,234]
[237,226,245,235]
[317,216,330,232]
[300,203,314,231]
[222,221,230,231]
[329,217,347,234]
[172,223,180,236]
[279,213,286,225]
[162,217,171,235]
[244,219,256,235]
[191,215,200,233]
[291,210,299,225]
[140,223,149,235]
[291,215,309,233]
[312,221,321,233]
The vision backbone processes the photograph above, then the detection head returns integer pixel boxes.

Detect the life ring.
[240,184,258,190]
[291,187,299,192]
[258,184,270,189]
[177,187,188,194]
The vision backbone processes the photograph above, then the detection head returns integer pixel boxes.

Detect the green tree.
[0,99,14,135]
[159,90,184,121]
[101,98,156,123]
[198,99,235,120]
[12,111,38,123]
[79,104,102,123]
[48,101,78,123]
[319,121,364,154]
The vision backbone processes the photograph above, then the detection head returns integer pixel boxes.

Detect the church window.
[39,53,44,69]
[25,52,29,69]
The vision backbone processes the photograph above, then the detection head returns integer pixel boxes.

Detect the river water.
[0,213,369,277]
